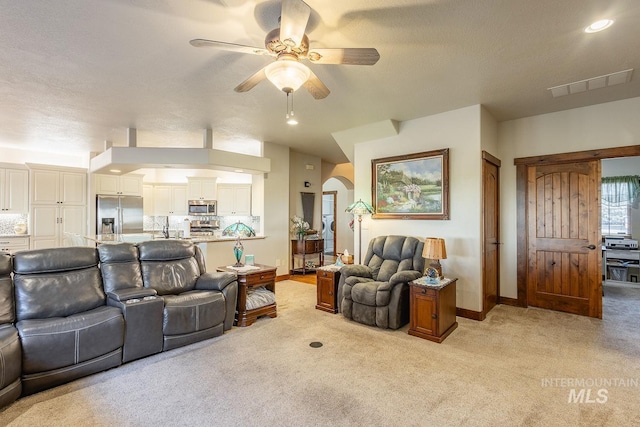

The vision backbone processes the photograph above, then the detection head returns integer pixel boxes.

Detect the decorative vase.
[233,237,244,267]
[297,231,305,242]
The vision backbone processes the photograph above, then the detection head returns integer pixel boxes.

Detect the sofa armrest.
[339,264,373,279]
[107,288,157,302]
[388,270,423,287]
[195,271,237,291]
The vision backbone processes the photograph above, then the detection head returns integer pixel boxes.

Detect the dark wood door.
[526,161,602,318]
[482,153,500,314]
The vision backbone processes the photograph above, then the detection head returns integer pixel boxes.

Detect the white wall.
[498,97,640,298]
[200,142,291,276]
[3,146,88,168]
[322,177,354,256]
[354,105,484,311]
[289,151,322,232]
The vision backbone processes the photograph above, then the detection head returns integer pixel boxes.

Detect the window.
[601,175,639,236]
[602,199,630,235]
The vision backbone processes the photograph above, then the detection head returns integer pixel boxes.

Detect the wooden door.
[527,161,602,318]
[482,153,500,314]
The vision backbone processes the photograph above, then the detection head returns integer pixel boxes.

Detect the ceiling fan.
[189,0,380,100]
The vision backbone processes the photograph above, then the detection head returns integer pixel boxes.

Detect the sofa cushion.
[14,268,105,321]
[98,243,144,293]
[138,240,201,295]
[350,281,392,306]
[13,247,98,274]
[161,290,225,336]
[17,306,123,374]
[141,258,201,295]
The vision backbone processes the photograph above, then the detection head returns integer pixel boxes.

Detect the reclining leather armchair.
[0,253,21,407]
[13,248,124,395]
[340,235,424,329]
[136,240,238,351]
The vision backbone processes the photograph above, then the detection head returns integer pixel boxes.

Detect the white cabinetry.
[187,178,217,200]
[0,167,28,213]
[217,184,251,216]
[153,185,187,216]
[0,236,30,255]
[31,169,86,206]
[95,174,143,196]
[143,184,154,216]
[29,167,87,249]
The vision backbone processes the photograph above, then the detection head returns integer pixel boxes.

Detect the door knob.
[584,244,597,250]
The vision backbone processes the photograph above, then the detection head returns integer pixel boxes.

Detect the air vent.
[548,69,633,97]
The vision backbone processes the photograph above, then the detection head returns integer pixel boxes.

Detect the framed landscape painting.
[371,148,449,220]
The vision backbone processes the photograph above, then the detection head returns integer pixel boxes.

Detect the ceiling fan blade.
[307,48,380,65]
[279,0,311,47]
[234,66,268,93]
[302,70,330,99]
[189,39,271,56]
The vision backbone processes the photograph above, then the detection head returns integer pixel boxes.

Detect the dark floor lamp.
[346,199,375,264]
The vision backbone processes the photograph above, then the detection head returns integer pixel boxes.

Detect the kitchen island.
[84,233,266,245]
[83,234,269,273]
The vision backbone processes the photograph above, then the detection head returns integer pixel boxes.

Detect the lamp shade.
[422,237,447,260]
[346,199,375,217]
[265,60,311,92]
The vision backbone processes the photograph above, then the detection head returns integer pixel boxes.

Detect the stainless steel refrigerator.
[96,195,143,234]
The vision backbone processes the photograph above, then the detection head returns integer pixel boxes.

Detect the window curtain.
[601,176,640,207]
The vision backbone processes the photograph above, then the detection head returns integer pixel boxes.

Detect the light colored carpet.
[1,280,639,426]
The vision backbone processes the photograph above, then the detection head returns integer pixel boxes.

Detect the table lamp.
[422,237,447,279]
[346,199,375,264]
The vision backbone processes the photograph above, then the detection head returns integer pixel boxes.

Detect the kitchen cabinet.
[95,174,143,196]
[153,185,187,216]
[143,184,154,216]
[30,204,86,249]
[0,236,30,255]
[217,184,251,215]
[30,168,86,206]
[0,166,28,213]
[187,178,217,200]
[29,166,87,249]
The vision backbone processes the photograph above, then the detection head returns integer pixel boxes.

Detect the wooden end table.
[316,267,340,313]
[217,263,277,327]
[408,277,458,343]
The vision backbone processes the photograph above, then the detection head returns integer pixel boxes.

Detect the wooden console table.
[217,264,277,327]
[408,277,458,343]
[291,239,324,275]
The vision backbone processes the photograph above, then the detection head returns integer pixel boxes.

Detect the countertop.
[0,234,30,238]
[84,233,265,244]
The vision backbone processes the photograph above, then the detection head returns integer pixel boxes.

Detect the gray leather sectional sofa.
[0,239,238,408]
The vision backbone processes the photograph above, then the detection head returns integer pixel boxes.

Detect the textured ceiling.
[1,0,639,165]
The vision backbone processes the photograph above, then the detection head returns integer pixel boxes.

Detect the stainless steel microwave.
[188,200,217,216]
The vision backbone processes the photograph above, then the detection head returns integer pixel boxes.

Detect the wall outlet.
[275,259,281,266]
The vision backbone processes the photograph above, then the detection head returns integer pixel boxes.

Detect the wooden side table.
[408,277,458,343]
[316,267,340,313]
[291,239,324,275]
[217,264,277,327]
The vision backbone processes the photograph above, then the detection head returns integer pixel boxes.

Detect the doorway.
[322,191,337,263]
[482,152,500,316]
[515,145,640,319]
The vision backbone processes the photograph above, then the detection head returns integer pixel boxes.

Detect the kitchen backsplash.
[0,214,29,235]
[144,215,261,235]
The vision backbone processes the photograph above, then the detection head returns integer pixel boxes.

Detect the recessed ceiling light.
[585,19,614,33]
[109,169,121,173]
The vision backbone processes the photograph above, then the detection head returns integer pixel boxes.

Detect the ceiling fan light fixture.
[265,59,311,92]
